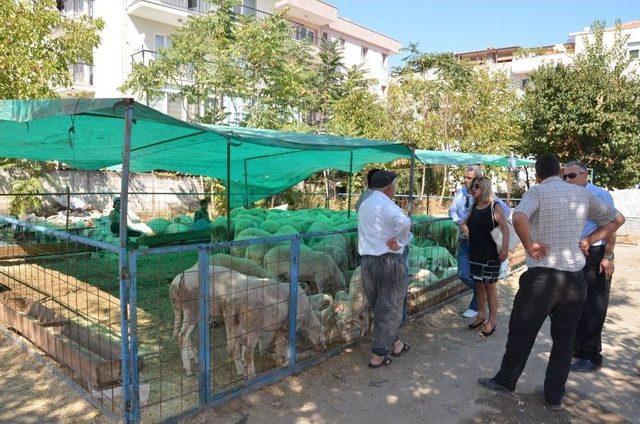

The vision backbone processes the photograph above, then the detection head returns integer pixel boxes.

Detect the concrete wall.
[0,171,207,219]
[611,189,640,235]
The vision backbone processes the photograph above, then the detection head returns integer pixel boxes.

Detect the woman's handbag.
[490,202,521,251]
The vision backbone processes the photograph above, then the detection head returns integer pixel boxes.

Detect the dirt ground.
[1,243,638,424]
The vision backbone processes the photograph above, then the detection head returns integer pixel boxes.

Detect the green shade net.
[0,99,410,206]
[415,149,534,167]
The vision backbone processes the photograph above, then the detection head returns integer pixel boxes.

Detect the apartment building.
[57,0,401,122]
[455,19,640,94]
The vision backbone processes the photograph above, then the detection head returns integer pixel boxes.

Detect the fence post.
[128,251,141,423]
[287,235,300,367]
[197,247,211,404]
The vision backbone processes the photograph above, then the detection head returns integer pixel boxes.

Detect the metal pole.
[287,235,300,367]
[346,152,353,218]
[225,137,232,240]
[243,158,249,209]
[197,247,211,404]
[128,251,140,423]
[65,185,71,232]
[408,145,416,218]
[118,98,134,423]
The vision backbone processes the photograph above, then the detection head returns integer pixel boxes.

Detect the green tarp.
[0,99,534,206]
[0,98,409,205]
[415,149,534,167]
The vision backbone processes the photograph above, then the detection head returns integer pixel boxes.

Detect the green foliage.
[9,177,43,216]
[122,0,315,129]
[0,0,103,98]
[520,21,640,188]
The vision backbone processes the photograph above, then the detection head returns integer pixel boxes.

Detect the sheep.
[331,266,372,343]
[169,265,325,378]
[211,253,274,279]
[263,244,346,294]
[224,278,326,379]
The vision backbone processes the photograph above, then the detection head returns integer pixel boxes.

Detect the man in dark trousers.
[478,154,625,411]
[563,160,617,372]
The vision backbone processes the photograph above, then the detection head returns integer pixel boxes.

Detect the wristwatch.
[603,254,615,261]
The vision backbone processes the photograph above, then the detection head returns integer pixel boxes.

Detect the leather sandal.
[368,356,392,368]
[468,319,486,330]
[391,342,410,357]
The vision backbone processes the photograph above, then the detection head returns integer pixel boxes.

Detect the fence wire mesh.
[0,201,529,423]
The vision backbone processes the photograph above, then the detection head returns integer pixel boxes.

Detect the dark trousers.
[494,267,586,404]
[574,246,610,366]
[361,253,408,357]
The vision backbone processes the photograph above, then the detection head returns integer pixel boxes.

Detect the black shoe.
[481,324,497,337]
[536,386,562,411]
[570,358,599,373]
[477,377,514,395]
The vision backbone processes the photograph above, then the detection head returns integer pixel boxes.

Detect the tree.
[0,0,103,98]
[311,39,346,130]
[520,21,640,188]
[122,0,315,129]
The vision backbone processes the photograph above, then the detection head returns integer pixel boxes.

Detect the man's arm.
[580,211,624,255]
[513,212,548,260]
[448,191,463,224]
[600,231,617,279]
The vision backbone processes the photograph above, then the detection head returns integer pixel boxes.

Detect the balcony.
[274,0,338,26]
[510,52,573,75]
[127,0,211,26]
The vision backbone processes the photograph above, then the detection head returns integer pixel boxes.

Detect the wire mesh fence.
[0,203,529,423]
[0,215,125,420]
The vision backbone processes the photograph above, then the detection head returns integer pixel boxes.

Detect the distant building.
[455,19,640,94]
[56,0,401,122]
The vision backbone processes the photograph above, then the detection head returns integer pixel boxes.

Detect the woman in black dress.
[461,176,509,336]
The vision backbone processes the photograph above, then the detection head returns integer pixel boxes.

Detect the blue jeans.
[457,238,477,311]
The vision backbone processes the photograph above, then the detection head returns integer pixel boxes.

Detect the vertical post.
[346,151,353,218]
[287,235,300,367]
[128,251,140,423]
[151,170,156,218]
[507,152,516,206]
[408,145,416,218]
[197,247,211,404]
[65,185,71,232]
[243,158,249,209]
[118,98,134,423]
[225,137,232,241]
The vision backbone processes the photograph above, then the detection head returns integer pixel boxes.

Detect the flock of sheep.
[165,207,459,379]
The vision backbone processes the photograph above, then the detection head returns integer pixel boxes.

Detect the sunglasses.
[562,171,586,180]
[471,183,482,190]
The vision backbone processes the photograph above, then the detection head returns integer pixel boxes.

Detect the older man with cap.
[562,160,617,373]
[358,170,412,368]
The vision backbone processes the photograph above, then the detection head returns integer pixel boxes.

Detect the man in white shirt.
[358,170,412,368]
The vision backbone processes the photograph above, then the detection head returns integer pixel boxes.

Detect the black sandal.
[481,324,497,337]
[391,342,410,357]
[468,319,486,330]
[368,356,392,368]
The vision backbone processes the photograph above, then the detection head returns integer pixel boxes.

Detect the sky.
[328,0,640,67]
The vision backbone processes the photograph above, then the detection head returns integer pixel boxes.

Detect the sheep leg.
[243,331,260,379]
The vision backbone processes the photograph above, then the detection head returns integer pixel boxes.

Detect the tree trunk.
[439,166,448,207]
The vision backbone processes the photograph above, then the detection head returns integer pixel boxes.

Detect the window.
[294,25,315,43]
[234,0,257,16]
[322,32,329,42]
[521,78,530,90]
[167,94,184,120]
[361,46,368,59]
[154,34,171,58]
[630,49,639,60]
[339,38,346,48]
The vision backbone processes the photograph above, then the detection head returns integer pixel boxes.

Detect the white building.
[57,0,401,121]
[456,19,640,94]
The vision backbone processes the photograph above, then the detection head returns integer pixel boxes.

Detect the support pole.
[65,185,71,232]
[408,145,416,218]
[347,151,353,218]
[118,98,135,424]
[287,235,300,367]
[197,247,211,404]
[225,137,232,241]
[243,158,249,209]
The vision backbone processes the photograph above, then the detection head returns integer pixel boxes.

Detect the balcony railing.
[128,0,212,14]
